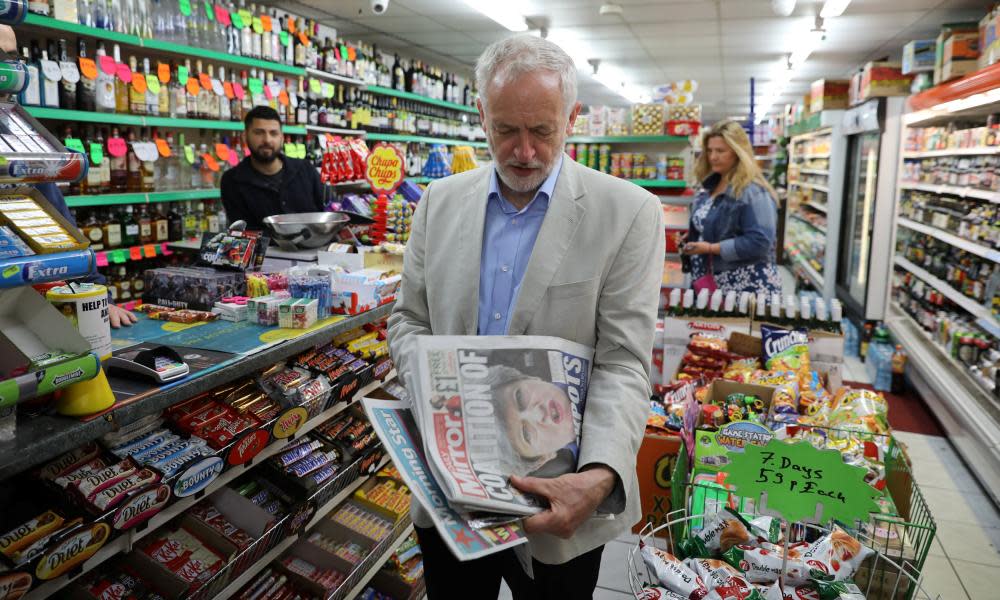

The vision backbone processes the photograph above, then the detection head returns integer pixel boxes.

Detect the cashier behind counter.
[0,25,135,328]
[220,106,326,231]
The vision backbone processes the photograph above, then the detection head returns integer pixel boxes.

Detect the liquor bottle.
[239,0,252,57]
[116,266,132,301]
[185,60,198,118]
[284,78,295,125]
[738,291,752,317]
[250,4,262,58]
[19,47,42,106]
[143,58,159,115]
[283,16,294,65]
[814,298,828,328]
[769,293,783,325]
[137,204,153,243]
[94,43,116,112]
[102,206,122,248]
[266,71,278,112]
[261,9,272,62]
[800,296,816,331]
[57,39,77,110]
[109,127,128,192]
[196,61,211,119]
[113,44,129,113]
[784,295,798,329]
[207,65,221,120]
[121,205,140,246]
[95,128,111,193]
[126,129,142,192]
[157,62,170,116]
[153,204,169,242]
[140,129,156,192]
[182,200,199,238]
[127,56,145,114]
[198,144,213,188]
[94,0,111,30]
[693,289,710,318]
[167,202,183,240]
[76,39,96,111]
[240,70,252,117]
[755,291,767,320]
[131,267,145,300]
[229,70,242,122]
[294,21,307,67]
[218,66,231,122]
[829,299,844,335]
[158,131,178,191]
[269,10,280,62]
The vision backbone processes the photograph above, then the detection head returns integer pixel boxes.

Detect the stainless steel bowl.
[262,212,351,250]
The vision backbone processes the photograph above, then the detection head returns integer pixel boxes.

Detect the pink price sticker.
[233,82,245,100]
[115,63,132,84]
[107,137,127,157]
[226,150,239,167]
[96,252,109,267]
[263,85,273,101]
[98,55,117,75]
[160,242,173,256]
[215,5,230,25]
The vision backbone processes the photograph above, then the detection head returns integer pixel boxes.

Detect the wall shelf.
[365,132,487,148]
[897,218,1000,262]
[566,134,689,144]
[366,85,478,114]
[629,179,688,189]
[65,189,220,208]
[24,106,307,134]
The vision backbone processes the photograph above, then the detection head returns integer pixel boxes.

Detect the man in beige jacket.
[387,34,663,599]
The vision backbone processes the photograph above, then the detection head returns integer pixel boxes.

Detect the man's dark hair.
[244,105,281,128]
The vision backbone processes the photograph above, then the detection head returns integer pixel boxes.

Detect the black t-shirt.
[220,155,325,231]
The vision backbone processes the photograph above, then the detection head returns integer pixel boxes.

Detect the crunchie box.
[860,61,914,101]
[810,79,850,112]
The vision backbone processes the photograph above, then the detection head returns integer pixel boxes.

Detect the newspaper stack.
[364,335,594,561]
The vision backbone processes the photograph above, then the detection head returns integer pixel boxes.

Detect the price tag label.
[158,62,171,84]
[233,82,245,100]
[211,79,224,96]
[298,32,309,46]
[182,145,194,164]
[260,15,272,32]
[214,143,230,160]
[155,138,172,157]
[129,246,142,260]
[179,0,190,16]
[278,89,289,106]
[230,10,242,28]
[223,81,234,99]
[203,0,214,21]
[108,137,127,158]
[55,62,76,84]
[98,55,117,75]
[279,31,290,47]
[131,74,147,94]
[178,65,189,84]
[347,46,356,61]
[198,72,212,90]
[295,142,306,159]
[95,252,108,267]
[78,58,97,80]
[263,84,272,101]
[89,142,104,165]
[202,153,220,172]
[40,60,61,82]
[116,63,132,84]
[186,77,200,97]
[143,244,157,258]
[283,142,294,156]
[252,17,263,34]
[309,78,321,94]
[238,9,251,27]
[64,137,85,153]
[214,4,230,25]
[133,142,159,162]
[339,44,348,60]
[145,74,161,95]
[227,150,239,167]
[721,440,881,524]
[248,77,263,96]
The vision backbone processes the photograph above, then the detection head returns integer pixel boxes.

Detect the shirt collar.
[488,155,564,214]
[701,172,734,197]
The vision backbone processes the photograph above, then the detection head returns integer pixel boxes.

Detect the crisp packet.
[761,325,810,373]
[678,508,752,558]
[801,527,873,582]
[685,558,760,600]
[640,544,709,600]
[813,579,867,599]
[639,587,688,600]
[798,371,832,415]
[721,543,811,585]
[749,516,783,545]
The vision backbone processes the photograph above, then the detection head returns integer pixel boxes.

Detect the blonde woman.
[681,120,782,295]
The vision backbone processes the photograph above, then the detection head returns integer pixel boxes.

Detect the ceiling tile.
[396,30,478,45]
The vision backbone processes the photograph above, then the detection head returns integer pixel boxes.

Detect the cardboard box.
[860,61,915,101]
[688,381,777,478]
[935,23,980,84]
[0,286,92,379]
[810,79,850,112]
[632,431,683,538]
[980,7,999,69]
[902,39,936,74]
[941,58,980,81]
[943,30,981,62]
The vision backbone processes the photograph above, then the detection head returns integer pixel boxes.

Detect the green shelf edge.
[66,189,220,207]
[629,179,688,188]
[366,86,478,114]
[365,132,487,148]
[25,107,306,134]
[567,135,690,144]
[24,14,304,76]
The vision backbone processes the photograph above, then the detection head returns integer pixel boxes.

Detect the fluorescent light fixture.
[545,34,647,103]
[462,0,528,32]
[820,0,851,18]
[789,27,824,68]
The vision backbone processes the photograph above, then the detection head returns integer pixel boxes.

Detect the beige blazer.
[387,155,665,565]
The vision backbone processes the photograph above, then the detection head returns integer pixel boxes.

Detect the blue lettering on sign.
[173,456,223,497]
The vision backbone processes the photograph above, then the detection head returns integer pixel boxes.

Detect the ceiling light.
[771,0,796,17]
[789,25,824,68]
[820,0,851,18]
[462,0,528,32]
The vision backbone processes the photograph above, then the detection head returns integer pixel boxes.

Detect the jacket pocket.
[546,278,599,300]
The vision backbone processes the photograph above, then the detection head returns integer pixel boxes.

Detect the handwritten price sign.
[721,440,880,524]
[364,143,405,193]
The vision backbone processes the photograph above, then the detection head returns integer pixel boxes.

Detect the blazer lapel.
[507,158,586,335]
[455,167,492,335]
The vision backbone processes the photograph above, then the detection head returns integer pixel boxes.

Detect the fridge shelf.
[894,256,999,331]
[899,182,1000,203]
[790,181,830,193]
[897,218,1000,262]
[903,147,1000,158]
[791,213,827,235]
[802,200,828,213]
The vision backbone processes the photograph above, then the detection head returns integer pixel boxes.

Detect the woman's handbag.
[692,255,717,294]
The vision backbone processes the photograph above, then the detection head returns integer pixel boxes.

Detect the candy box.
[810,79,850,112]
[632,431,683,539]
[278,298,319,330]
[0,188,88,253]
[687,381,777,477]
[902,39,937,74]
[0,286,94,383]
[183,487,274,551]
[123,524,229,599]
[860,61,914,101]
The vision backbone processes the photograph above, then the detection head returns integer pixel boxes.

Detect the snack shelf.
[790,213,827,234]
[790,181,829,193]
[886,304,1000,505]
[304,455,391,532]
[903,147,1000,158]
[336,522,416,600]
[365,132,488,148]
[64,189,220,207]
[802,200,828,214]
[894,256,1000,336]
[0,248,96,288]
[0,302,395,480]
[20,374,395,600]
[897,217,1000,262]
[22,13,305,76]
[211,535,299,600]
[23,106,308,135]
[306,125,367,136]
[798,168,829,176]
[629,179,688,189]
[305,68,366,87]
[566,135,690,144]
[899,181,1000,203]
[365,85,479,114]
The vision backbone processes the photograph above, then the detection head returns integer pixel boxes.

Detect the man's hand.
[109,304,137,328]
[511,465,616,539]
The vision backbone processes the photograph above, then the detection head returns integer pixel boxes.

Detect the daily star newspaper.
[362,398,529,561]
[411,335,594,515]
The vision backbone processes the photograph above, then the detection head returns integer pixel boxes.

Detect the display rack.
[23,106,309,135]
[890,66,1000,505]
[0,301,394,480]
[566,134,689,144]
[366,85,478,114]
[782,111,846,299]
[365,132,487,148]
[64,189,220,207]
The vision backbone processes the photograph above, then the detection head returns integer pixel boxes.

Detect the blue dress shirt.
[477,156,563,335]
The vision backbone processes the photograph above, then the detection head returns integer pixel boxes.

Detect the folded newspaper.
[363,335,594,559]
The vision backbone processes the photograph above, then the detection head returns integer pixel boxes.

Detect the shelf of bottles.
[784,128,832,280]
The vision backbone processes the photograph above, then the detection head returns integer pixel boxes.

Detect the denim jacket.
[689,173,777,274]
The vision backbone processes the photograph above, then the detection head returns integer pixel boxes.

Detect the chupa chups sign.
[722,439,881,525]
[364,143,405,193]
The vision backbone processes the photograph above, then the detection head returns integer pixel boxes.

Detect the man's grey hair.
[475,34,578,115]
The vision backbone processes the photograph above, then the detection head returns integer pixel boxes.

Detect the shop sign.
[35,523,110,580]
[112,484,171,530]
[364,143,405,193]
[173,456,223,497]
